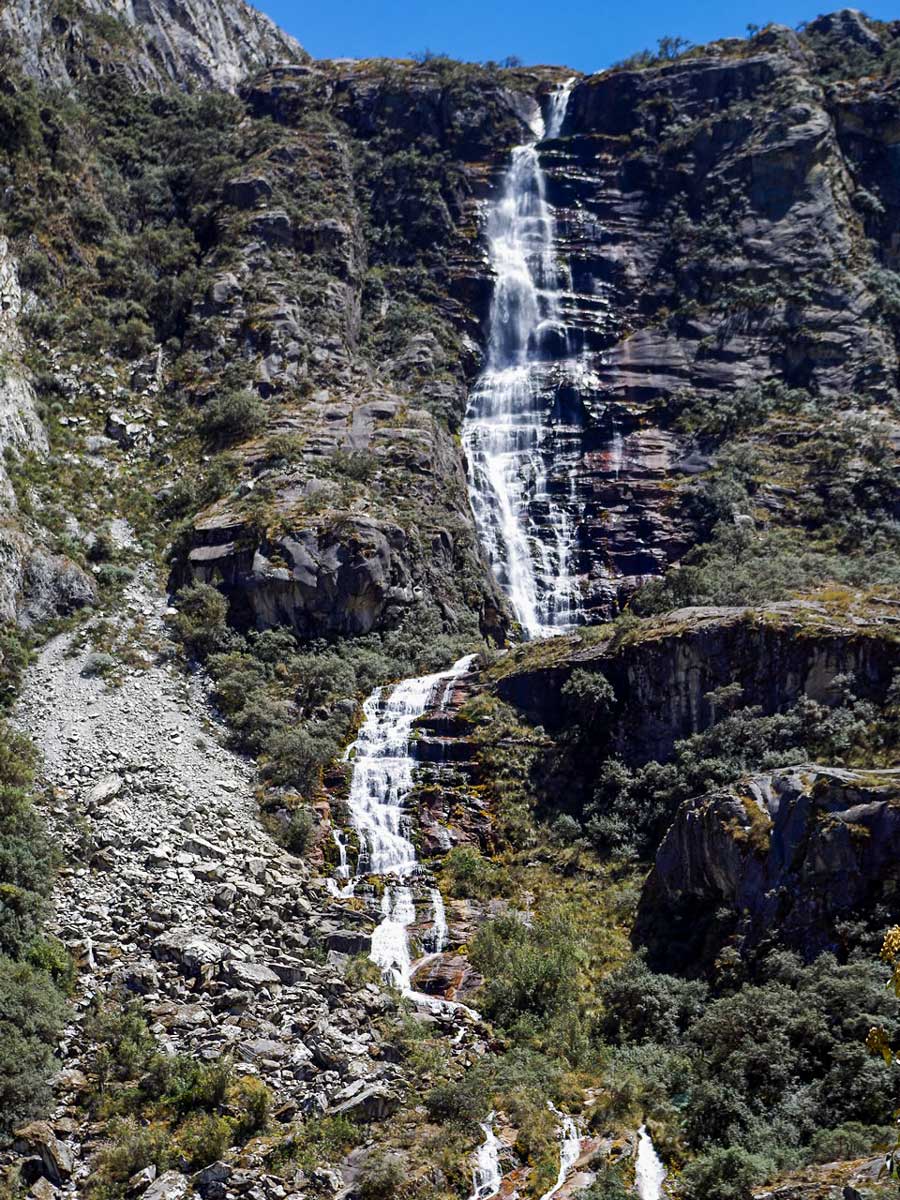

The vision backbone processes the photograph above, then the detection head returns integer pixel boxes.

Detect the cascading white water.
[635,1125,666,1200]
[330,655,476,992]
[537,1103,582,1200]
[463,79,581,640]
[430,887,449,952]
[370,885,416,990]
[468,1116,503,1200]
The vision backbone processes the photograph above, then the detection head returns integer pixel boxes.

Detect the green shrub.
[81,651,117,678]
[93,1117,172,1189]
[229,691,291,755]
[0,725,54,959]
[579,1166,630,1199]
[24,936,76,994]
[560,668,616,732]
[168,583,231,660]
[679,1146,773,1200]
[208,654,271,716]
[229,1076,271,1141]
[440,846,510,901]
[0,957,66,1133]
[18,251,50,291]
[807,1121,894,1163]
[262,727,334,792]
[174,1113,231,1171]
[96,564,135,590]
[85,1000,157,1092]
[198,390,266,446]
[273,1114,360,1171]
[425,1076,490,1128]
[356,1150,406,1200]
[599,956,708,1046]
[162,1057,232,1115]
[469,909,582,1035]
[115,316,154,359]
[281,805,316,855]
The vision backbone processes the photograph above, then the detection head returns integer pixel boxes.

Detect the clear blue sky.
[258,0,899,73]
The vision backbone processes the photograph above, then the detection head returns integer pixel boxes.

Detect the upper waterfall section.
[462,77,582,642]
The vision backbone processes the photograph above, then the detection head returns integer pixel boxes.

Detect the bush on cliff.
[584,680,894,859]
[168,583,231,660]
[198,389,267,447]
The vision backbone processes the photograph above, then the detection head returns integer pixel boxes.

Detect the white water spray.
[537,1103,582,1200]
[463,78,581,639]
[635,1125,666,1200]
[430,887,449,952]
[329,656,476,1000]
[468,1115,503,1200]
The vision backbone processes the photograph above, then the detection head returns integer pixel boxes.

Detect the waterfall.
[370,885,415,990]
[537,1103,581,1200]
[430,886,449,952]
[463,78,581,640]
[635,1126,666,1200]
[328,655,475,998]
[468,1116,503,1200]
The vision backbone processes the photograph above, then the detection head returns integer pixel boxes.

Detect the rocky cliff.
[494,601,900,763]
[0,0,306,90]
[160,12,900,632]
[638,764,900,965]
[0,6,899,1200]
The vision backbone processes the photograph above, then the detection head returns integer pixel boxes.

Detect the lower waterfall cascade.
[635,1125,667,1200]
[537,1104,582,1200]
[327,655,476,1002]
[469,1116,503,1200]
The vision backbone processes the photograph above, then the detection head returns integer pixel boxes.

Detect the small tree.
[168,583,230,660]
[198,389,266,447]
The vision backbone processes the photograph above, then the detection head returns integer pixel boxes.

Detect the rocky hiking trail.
[7,563,431,1197]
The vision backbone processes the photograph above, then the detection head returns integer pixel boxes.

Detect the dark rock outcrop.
[496,603,900,764]
[637,765,900,965]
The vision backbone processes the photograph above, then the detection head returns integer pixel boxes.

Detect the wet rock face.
[637,766,900,965]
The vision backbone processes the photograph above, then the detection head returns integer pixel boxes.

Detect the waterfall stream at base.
[635,1126,667,1200]
[327,655,475,1003]
[536,1103,582,1200]
[469,1116,503,1200]
[463,78,580,640]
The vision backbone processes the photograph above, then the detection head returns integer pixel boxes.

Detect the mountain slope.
[0,0,306,90]
[0,6,898,1200]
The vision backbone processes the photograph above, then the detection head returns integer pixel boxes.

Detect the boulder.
[87,775,123,805]
[329,1081,400,1122]
[13,1122,73,1185]
[223,960,282,989]
[152,928,228,979]
[141,1172,193,1200]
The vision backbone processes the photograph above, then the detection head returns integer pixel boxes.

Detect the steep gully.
[327,82,665,1197]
